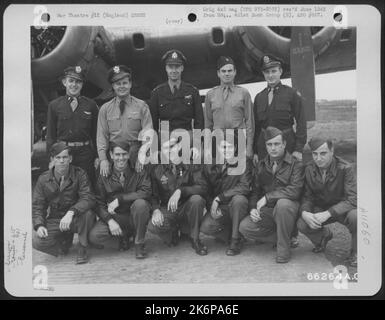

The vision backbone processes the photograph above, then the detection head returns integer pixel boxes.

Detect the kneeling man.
[89,140,151,259]
[200,131,252,256]
[239,127,304,263]
[297,137,357,267]
[148,137,208,255]
[32,142,96,264]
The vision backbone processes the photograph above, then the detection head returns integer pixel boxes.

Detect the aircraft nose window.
[133,33,145,49]
[212,28,224,45]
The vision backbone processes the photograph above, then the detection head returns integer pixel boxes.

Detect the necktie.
[268,87,274,105]
[272,161,278,174]
[223,86,229,100]
[70,97,78,111]
[119,100,126,115]
[59,176,65,190]
[321,170,327,184]
[119,172,125,187]
[173,85,178,95]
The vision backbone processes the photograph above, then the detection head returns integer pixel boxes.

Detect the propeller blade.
[290,27,316,121]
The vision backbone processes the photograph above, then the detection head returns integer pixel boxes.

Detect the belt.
[64,140,90,147]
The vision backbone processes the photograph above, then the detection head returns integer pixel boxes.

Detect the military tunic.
[97,95,153,165]
[149,81,204,133]
[205,85,254,157]
[297,156,357,253]
[253,82,307,158]
[239,152,304,259]
[200,160,252,242]
[32,165,96,256]
[46,95,99,182]
[89,164,151,245]
[148,164,207,243]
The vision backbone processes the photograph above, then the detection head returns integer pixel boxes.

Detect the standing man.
[200,131,252,256]
[32,142,96,264]
[89,140,152,259]
[297,137,357,267]
[253,54,307,163]
[149,50,204,134]
[239,127,304,263]
[204,56,254,159]
[46,66,99,185]
[97,65,153,176]
[147,137,208,256]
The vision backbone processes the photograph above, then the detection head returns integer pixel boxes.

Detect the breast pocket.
[107,116,122,134]
[274,100,292,120]
[231,103,245,127]
[275,166,291,186]
[126,111,142,133]
[79,111,92,130]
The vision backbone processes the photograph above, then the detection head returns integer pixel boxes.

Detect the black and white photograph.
[3,4,382,297]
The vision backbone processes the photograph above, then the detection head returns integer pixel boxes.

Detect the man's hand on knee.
[37,226,48,238]
[250,208,261,223]
[302,211,322,229]
[152,209,164,227]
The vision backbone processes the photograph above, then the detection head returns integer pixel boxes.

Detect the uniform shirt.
[97,95,153,161]
[300,156,357,218]
[149,81,204,132]
[94,164,152,223]
[253,82,307,153]
[204,159,252,208]
[249,152,304,209]
[150,164,207,210]
[46,95,99,152]
[204,85,255,157]
[32,165,95,230]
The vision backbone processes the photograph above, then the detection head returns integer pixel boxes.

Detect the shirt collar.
[116,95,131,104]
[168,80,182,91]
[66,94,81,101]
[220,83,235,90]
[267,81,282,91]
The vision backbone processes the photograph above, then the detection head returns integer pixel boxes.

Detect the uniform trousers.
[200,195,249,242]
[32,210,96,256]
[89,199,151,245]
[297,207,357,254]
[239,199,299,259]
[147,195,206,243]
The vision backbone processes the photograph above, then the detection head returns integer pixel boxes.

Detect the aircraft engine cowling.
[31,26,114,88]
[234,26,340,72]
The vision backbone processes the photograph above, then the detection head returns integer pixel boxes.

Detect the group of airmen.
[32,49,357,268]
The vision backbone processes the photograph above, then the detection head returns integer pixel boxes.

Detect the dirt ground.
[31,103,357,288]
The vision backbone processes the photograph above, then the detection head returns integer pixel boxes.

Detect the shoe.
[135,243,147,259]
[226,238,242,256]
[312,230,333,253]
[191,239,208,256]
[276,256,290,263]
[290,236,299,248]
[118,236,130,251]
[168,230,180,247]
[76,246,89,264]
[59,233,73,255]
[347,253,357,268]
[89,242,104,250]
[255,239,265,245]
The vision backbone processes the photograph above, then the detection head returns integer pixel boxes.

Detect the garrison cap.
[110,139,131,153]
[308,137,330,151]
[50,141,71,157]
[63,66,85,81]
[108,65,132,84]
[162,50,186,65]
[263,126,283,142]
[260,54,282,71]
[217,56,235,70]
